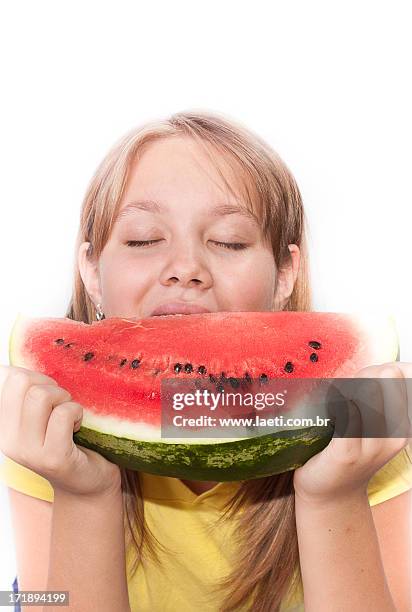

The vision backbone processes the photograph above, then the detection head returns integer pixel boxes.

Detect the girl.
[0,111,411,612]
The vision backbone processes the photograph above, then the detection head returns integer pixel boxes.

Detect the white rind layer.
[351,312,399,365]
[81,407,250,444]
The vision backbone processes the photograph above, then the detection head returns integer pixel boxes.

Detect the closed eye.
[126,240,162,247]
[126,240,248,251]
[212,241,248,251]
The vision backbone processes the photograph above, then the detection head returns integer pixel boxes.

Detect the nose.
[159,240,213,289]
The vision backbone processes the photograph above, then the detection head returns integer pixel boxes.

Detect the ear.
[78,242,103,307]
[273,244,300,310]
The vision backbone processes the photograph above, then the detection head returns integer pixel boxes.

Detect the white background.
[1,0,411,591]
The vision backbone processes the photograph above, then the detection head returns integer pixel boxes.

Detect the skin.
[78,135,300,494]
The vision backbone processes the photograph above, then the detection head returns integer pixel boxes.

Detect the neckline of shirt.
[140,471,242,509]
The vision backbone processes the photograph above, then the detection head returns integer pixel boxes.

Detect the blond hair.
[66,110,312,611]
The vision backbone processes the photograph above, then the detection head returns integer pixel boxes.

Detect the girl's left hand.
[293,362,412,503]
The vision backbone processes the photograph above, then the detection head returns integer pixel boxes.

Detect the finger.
[358,363,412,434]
[0,367,59,441]
[343,399,363,439]
[353,377,386,438]
[43,401,83,457]
[21,384,72,447]
[1,366,58,394]
[328,399,362,461]
[326,381,351,435]
[391,362,412,376]
[342,367,387,459]
[329,389,363,440]
[328,375,363,439]
[356,378,386,458]
[384,363,412,437]
[327,368,380,432]
[378,364,411,439]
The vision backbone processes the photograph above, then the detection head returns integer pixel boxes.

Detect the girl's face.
[79,136,300,319]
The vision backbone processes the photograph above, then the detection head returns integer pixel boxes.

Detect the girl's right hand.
[0,365,122,498]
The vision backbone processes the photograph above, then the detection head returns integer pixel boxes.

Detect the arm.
[46,486,131,612]
[292,362,412,612]
[371,489,411,612]
[295,489,410,612]
[0,366,130,612]
[7,489,52,611]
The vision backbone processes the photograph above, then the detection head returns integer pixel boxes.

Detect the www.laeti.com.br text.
[172,415,331,428]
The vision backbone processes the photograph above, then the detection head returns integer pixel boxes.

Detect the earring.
[95,303,105,321]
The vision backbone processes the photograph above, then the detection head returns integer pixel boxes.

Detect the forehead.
[116,136,260,223]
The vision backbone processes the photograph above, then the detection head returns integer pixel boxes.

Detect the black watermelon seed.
[310,353,318,362]
[209,374,217,383]
[308,341,321,350]
[284,362,294,373]
[244,372,252,383]
[83,352,94,361]
[174,363,183,373]
[64,343,73,349]
[184,363,193,373]
[197,365,207,375]
[229,377,240,388]
[55,338,65,345]
[131,359,141,369]
[119,358,127,367]
[220,371,228,382]
[216,383,224,393]
[259,373,268,384]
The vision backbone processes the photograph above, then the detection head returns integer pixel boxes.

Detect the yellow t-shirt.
[1,446,411,611]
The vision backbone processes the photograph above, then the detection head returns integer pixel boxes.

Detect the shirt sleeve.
[367,444,412,506]
[0,455,54,502]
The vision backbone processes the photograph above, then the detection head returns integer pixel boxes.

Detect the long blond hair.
[66,110,312,611]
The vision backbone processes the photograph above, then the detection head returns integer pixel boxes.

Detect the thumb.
[326,381,351,438]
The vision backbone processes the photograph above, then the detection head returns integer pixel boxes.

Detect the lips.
[150,302,212,317]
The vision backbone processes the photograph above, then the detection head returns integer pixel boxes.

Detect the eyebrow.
[116,199,259,224]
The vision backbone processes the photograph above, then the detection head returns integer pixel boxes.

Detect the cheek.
[98,255,152,310]
[216,254,276,310]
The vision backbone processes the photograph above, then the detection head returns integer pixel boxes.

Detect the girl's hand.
[293,362,412,503]
[0,365,122,499]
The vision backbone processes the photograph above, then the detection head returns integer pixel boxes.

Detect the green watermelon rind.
[73,424,334,481]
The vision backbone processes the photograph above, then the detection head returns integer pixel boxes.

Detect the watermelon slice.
[7,312,398,481]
